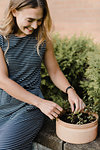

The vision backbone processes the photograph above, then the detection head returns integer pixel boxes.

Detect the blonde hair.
[0,0,52,55]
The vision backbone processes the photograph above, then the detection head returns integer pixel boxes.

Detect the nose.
[31,21,38,29]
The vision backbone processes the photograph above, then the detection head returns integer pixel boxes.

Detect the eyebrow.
[26,17,43,20]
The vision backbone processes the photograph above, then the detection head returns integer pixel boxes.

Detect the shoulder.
[45,36,54,52]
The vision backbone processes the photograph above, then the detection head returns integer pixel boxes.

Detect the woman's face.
[12,7,43,37]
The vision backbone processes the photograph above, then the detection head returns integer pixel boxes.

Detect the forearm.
[50,68,71,93]
[0,77,42,107]
[0,77,64,119]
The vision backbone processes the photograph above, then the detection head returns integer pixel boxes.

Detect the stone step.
[34,117,100,150]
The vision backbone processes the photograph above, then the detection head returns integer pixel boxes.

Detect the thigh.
[0,108,44,150]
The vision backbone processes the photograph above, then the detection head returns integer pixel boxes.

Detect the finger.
[54,109,61,115]
[82,102,86,110]
[79,99,83,110]
[79,99,86,110]
[75,99,79,112]
[51,112,58,118]
[56,105,63,112]
[70,101,74,112]
[49,114,55,120]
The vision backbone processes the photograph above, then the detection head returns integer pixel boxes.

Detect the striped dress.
[0,33,46,150]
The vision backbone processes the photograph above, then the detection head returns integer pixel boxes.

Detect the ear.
[12,9,17,17]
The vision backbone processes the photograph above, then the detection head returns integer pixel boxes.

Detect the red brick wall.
[0,0,100,42]
[47,0,100,42]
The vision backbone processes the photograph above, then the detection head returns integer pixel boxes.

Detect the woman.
[0,0,85,149]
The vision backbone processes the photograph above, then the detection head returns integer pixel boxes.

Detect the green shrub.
[80,46,100,115]
[41,33,100,116]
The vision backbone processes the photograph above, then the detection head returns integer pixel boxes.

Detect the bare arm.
[44,39,71,93]
[44,38,85,112]
[0,47,63,119]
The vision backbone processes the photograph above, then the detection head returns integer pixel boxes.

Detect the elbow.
[0,75,9,89]
[49,69,59,81]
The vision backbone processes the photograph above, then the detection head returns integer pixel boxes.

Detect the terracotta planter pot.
[56,113,99,144]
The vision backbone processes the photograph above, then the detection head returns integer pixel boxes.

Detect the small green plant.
[59,108,96,125]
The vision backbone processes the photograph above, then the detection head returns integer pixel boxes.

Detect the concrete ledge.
[33,117,100,150]
[64,124,100,150]
[34,117,63,150]
[64,126,100,150]
[33,142,52,150]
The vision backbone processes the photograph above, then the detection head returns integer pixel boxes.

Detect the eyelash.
[27,20,33,22]
[27,20,42,23]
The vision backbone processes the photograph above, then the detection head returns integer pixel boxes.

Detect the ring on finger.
[82,103,85,108]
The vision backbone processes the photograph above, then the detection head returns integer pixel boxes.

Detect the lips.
[25,27,33,32]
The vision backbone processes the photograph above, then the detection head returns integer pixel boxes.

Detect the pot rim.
[56,113,99,129]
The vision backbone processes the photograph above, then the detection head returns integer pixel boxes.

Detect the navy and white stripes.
[0,33,46,149]
[0,108,44,150]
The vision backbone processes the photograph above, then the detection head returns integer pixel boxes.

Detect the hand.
[38,100,63,120]
[67,88,86,113]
